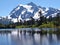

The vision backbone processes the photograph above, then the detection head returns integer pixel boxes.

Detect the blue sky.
[0,0,60,16]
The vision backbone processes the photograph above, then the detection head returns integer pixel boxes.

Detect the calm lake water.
[0,28,60,45]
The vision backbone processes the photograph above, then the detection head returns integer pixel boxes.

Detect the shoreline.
[0,28,60,34]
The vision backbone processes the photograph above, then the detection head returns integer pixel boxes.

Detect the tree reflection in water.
[0,30,60,45]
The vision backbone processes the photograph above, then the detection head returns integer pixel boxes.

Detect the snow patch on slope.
[15,7,20,11]
[33,10,40,19]
[19,4,34,13]
[11,18,18,23]
[45,8,49,11]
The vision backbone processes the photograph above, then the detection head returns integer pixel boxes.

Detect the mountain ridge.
[0,2,60,23]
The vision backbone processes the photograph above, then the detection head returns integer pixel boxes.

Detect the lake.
[0,28,60,45]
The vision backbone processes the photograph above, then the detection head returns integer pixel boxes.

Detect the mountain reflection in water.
[0,32,60,45]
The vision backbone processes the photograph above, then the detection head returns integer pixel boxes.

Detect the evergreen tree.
[30,17,35,25]
[48,16,52,22]
[54,13,60,26]
[37,10,44,25]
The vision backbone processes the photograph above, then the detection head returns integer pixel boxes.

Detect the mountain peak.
[9,2,60,23]
[27,2,37,6]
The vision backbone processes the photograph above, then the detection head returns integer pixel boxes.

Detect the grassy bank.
[16,22,60,28]
[39,22,55,28]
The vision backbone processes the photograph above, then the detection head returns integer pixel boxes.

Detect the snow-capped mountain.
[9,2,60,22]
[10,2,40,19]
